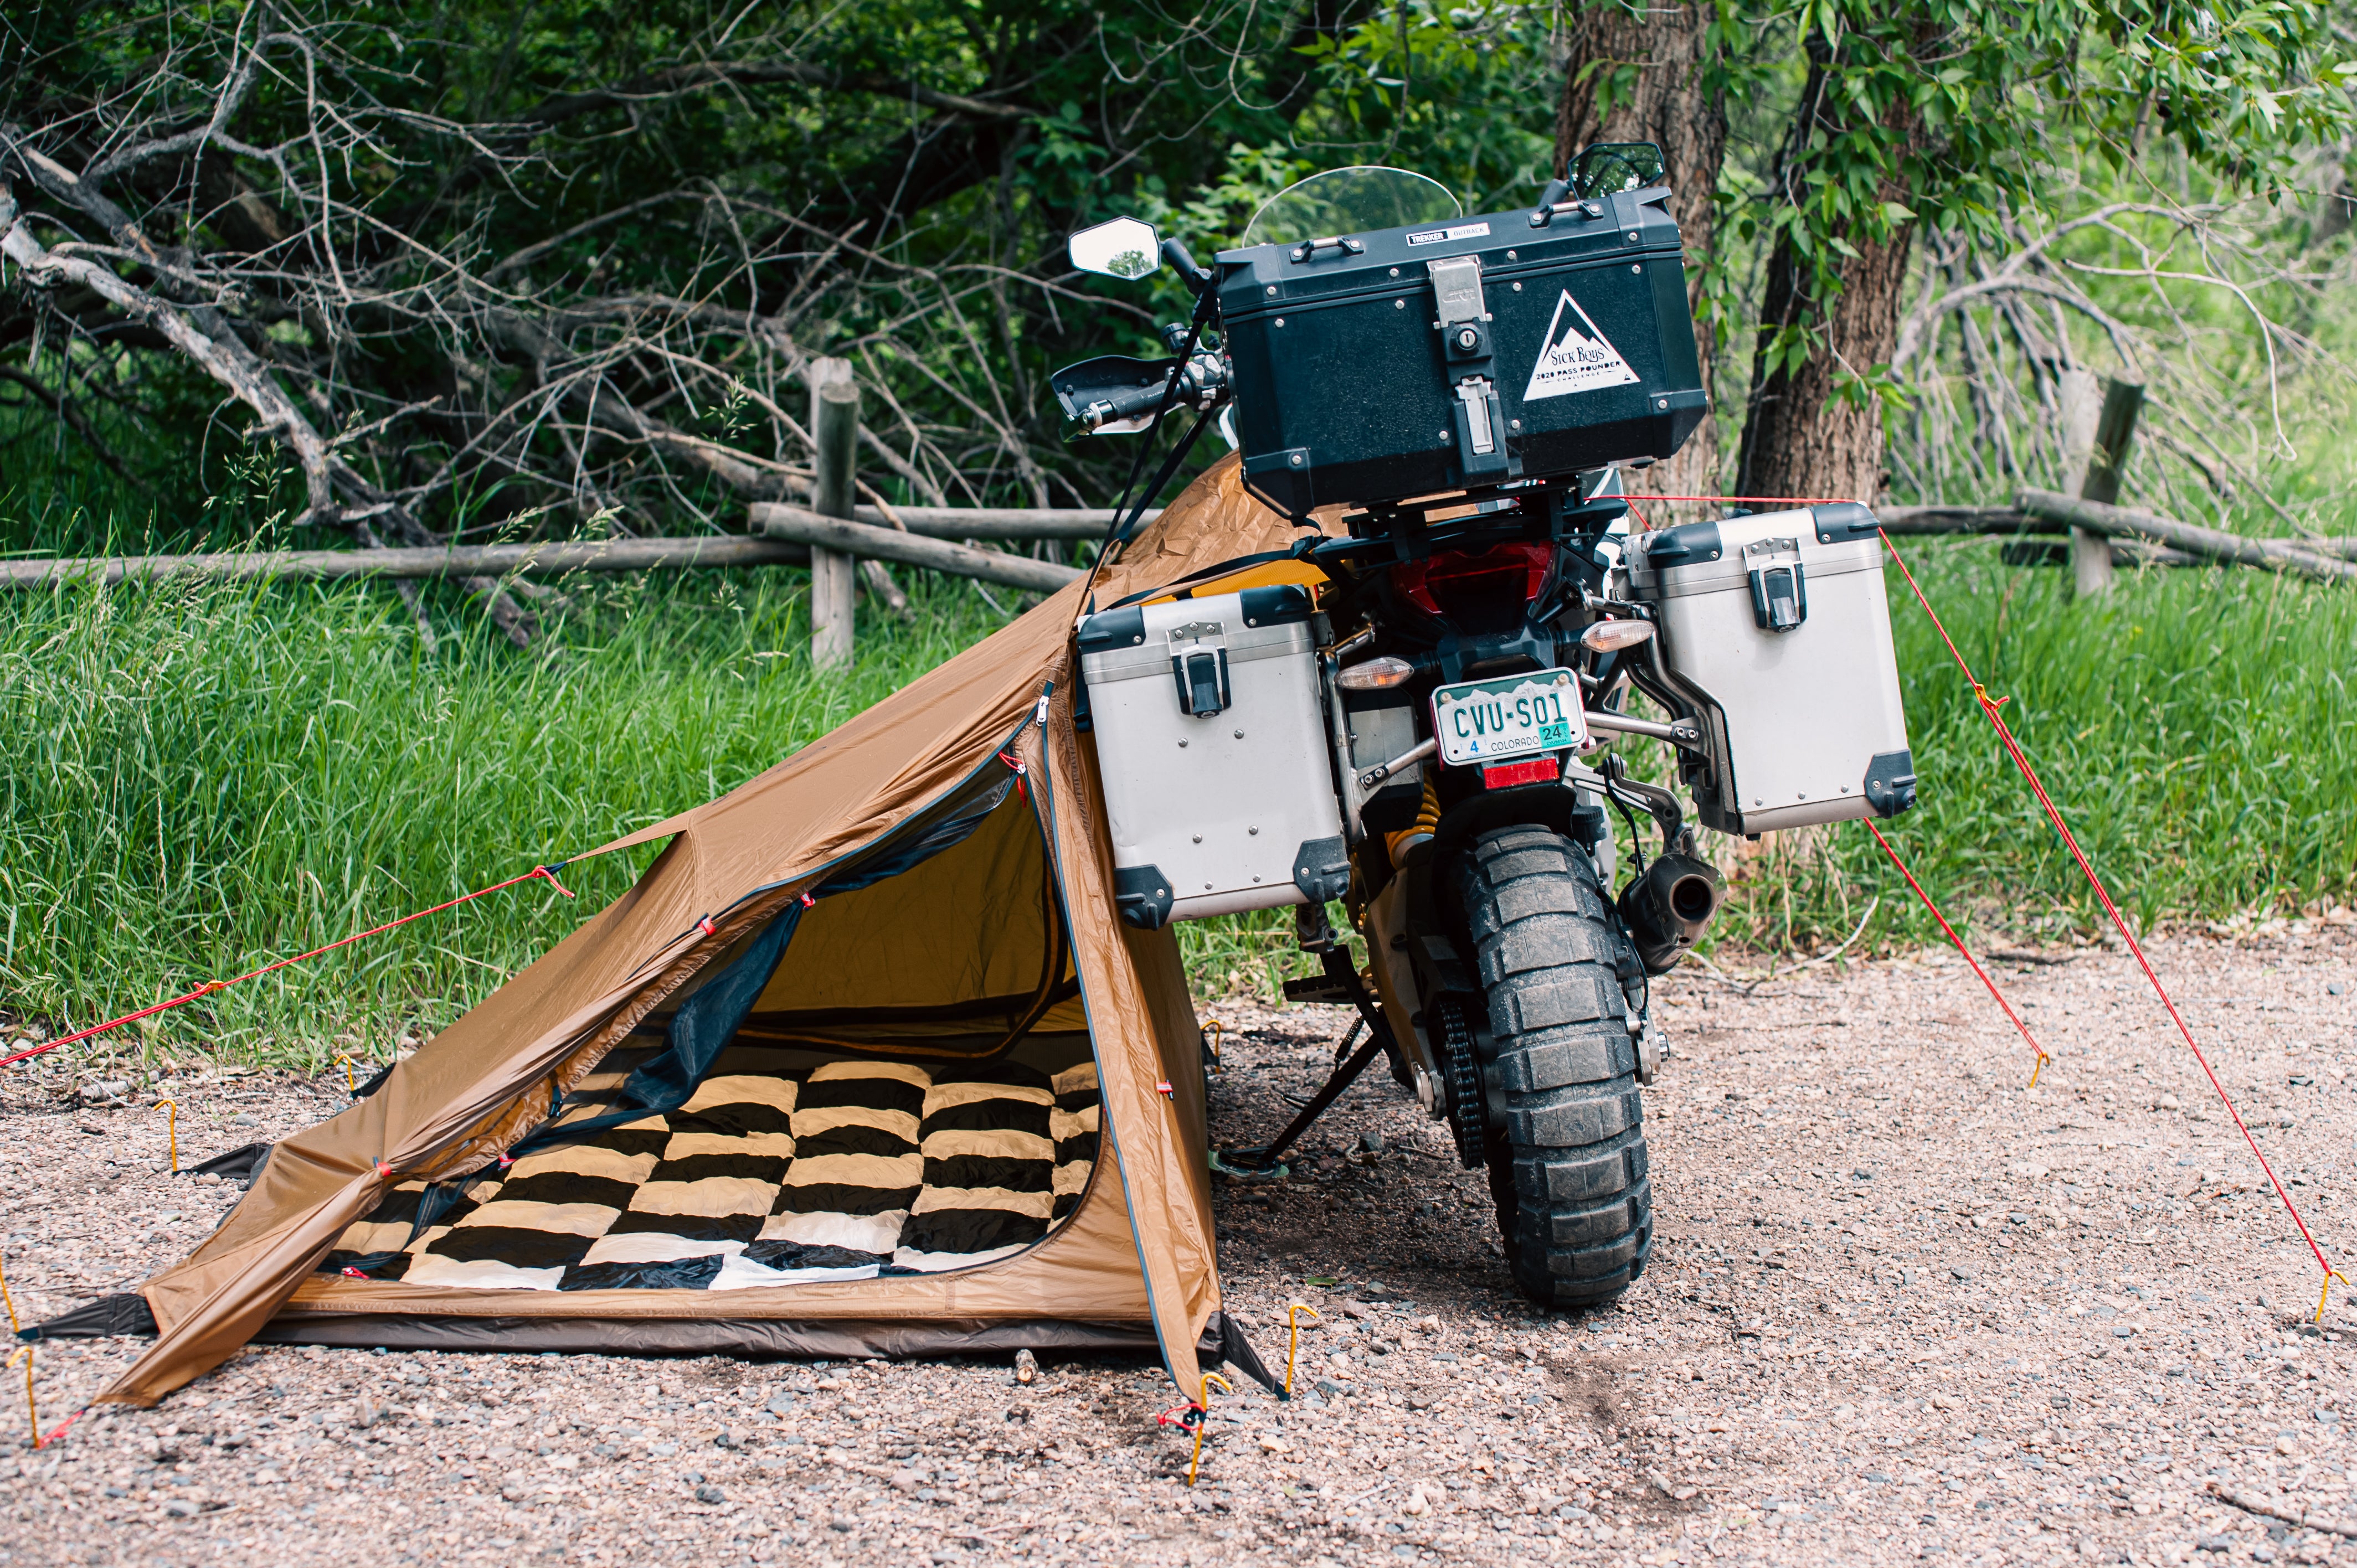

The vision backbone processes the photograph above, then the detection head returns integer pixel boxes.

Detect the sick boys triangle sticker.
[1522,289,1640,401]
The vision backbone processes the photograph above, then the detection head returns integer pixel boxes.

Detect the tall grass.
[1,526,2349,1068]
[0,564,1016,1072]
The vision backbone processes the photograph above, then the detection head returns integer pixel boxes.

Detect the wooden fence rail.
[3,494,2343,595]
[750,504,1083,593]
[0,534,813,589]
[1879,494,2357,583]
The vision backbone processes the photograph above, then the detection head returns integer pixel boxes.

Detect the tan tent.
[53,457,1314,1409]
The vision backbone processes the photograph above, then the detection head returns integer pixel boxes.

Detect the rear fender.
[1393,784,1577,1007]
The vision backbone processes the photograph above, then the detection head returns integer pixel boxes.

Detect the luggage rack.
[1304,472,1633,572]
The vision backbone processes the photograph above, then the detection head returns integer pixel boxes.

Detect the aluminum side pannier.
[1077,585,1349,929]
[1628,502,1917,837]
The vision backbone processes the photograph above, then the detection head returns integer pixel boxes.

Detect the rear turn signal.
[1579,618,1656,652]
[1336,655,1417,691]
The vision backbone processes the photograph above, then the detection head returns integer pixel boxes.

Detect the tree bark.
[1555,1,1728,514]
[1732,61,1921,506]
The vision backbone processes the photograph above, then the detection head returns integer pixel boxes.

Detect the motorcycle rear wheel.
[1452,823,1654,1307]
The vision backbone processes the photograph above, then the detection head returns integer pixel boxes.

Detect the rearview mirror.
[1068,218,1162,280]
[1571,142,1668,200]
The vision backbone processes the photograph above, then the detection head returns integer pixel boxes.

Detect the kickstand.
[1240,1017,1382,1173]
[1242,932,1407,1168]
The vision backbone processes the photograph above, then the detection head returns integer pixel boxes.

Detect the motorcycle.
[1055,148,1916,1309]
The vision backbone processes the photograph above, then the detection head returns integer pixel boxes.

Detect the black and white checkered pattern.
[324,1043,1100,1290]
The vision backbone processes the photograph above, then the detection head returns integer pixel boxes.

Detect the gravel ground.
[2,925,2353,1568]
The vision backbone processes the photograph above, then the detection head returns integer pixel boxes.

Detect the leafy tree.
[1728,0,2356,502]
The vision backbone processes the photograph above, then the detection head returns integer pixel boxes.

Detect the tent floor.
[324,1034,1099,1292]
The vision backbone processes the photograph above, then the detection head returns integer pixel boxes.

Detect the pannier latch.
[1167,621,1232,717]
[1741,537,1808,633]
[1426,255,1511,483]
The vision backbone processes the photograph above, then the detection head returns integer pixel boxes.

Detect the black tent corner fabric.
[19,1294,1282,1389]
[251,1316,1162,1358]
[20,1293,159,1342]
[503,901,803,1164]
[186,1141,272,1188]
[1198,1311,1283,1399]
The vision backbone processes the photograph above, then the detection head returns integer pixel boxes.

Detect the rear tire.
[1452,824,1653,1308]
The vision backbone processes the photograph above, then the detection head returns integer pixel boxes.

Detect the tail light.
[1391,541,1555,627]
[1480,757,1561,790]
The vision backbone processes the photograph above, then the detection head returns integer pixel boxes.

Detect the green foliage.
[0,0,1581,540]
[1721,0,2355,368]
[1287,1,1563,211]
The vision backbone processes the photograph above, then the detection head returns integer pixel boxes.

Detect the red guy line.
[1595,484,2337,1298]
[0,864,575,1071]
[1862,818,2051,1085]
[1876,527,2335,1283]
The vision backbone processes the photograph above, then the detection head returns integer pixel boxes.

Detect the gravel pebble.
[1,930,2352,1565]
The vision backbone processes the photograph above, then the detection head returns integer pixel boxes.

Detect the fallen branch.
[2016,491,2357,584]
[2212,1482,2357,1540]
[1874,506,2052,537]
[1,179,543,646]
[752,503,1082,593]
[866,507,1149,540]
[0,536,812,589]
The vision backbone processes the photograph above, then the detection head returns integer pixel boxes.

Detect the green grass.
[0,563,1021,1076]
[1,525,2350,1077]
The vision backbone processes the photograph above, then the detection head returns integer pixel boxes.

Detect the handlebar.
[1078,379,1178,431]
[1162,236,1213,292]
[1075,349,1229,432]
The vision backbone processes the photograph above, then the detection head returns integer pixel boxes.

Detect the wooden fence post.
[808,357,858,670]
[2055,369,2110,599]
[2081,380,2145,508]
[2056,372,2145,599]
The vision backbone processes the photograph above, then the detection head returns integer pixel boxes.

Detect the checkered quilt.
[324,1038,1100,1290]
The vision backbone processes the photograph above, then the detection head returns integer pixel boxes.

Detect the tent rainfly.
[30,456,1316,1407]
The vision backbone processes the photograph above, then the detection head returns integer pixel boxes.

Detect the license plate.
[1431,669,1586,767]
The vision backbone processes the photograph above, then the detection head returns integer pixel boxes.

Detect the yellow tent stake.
[2320,1269,2350,1325]
[156,1098,180,1174]
[1284,1303,1320,1400]
[336,1054,355,1094]
[1203,1022,1223,1074]
[0,1255,17,1333]
[1188,1372,1234,1487]
[8,1347,33,1450]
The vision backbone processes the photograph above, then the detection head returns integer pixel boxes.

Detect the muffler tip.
[1617,852,1725,976]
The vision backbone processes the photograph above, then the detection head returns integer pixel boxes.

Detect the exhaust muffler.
[1617,852,1723,975]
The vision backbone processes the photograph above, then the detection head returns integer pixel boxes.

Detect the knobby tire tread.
[1454,824,1653,1308]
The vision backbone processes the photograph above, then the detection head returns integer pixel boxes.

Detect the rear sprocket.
[1434,994,1486,1170]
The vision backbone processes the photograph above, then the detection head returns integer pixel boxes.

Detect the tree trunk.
[1555,1,1728,515]
[1733,61,1921,506]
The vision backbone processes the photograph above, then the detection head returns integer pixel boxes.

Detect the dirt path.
[2,928,2352,1568]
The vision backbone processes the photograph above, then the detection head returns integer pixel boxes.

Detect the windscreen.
[1239,167,1462,247]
